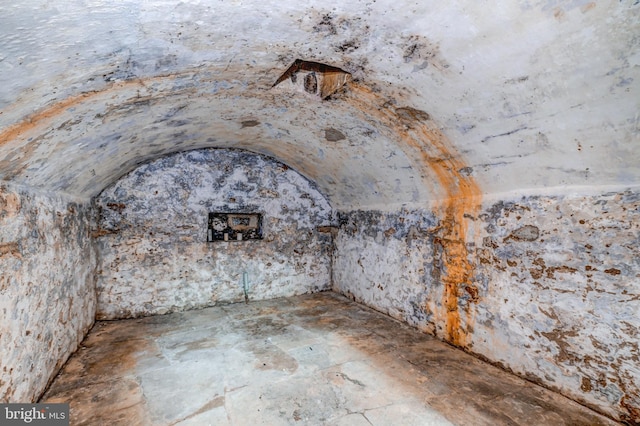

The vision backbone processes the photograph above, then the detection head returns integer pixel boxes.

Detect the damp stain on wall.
[474,191,640,423]
[0,69,429,209]
[344,82,482,347]
[334,188,640,422]
[0,92,99,147]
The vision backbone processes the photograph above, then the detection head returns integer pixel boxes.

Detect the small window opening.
[207,213,263,242]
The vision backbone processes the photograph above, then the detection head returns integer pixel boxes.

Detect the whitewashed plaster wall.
[94,149,333,319]
[0,184,97,403]
[333,188,640,423]
[0,1,638,422]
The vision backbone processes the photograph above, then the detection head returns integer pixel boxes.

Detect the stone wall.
[333,189,640,423]
[0,185,96,402]
[94,149,333,319]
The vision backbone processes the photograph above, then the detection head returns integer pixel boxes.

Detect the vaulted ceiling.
[1,1,638,210]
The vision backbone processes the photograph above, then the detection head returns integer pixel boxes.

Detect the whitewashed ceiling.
[1,1,638,209]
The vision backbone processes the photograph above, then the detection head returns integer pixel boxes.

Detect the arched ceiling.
[1,0,638,210]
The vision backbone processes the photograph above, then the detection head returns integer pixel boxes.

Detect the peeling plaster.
[334,189,640,422]
[0,73,430,210]
[94,149,333,319]
[0,184,96,403]
[0,1,639,422]
[475,190,640,423]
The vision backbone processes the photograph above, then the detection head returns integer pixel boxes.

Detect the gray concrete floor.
[42,292,618,425]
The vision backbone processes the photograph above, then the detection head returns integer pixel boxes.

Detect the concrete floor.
[41,292,618,426]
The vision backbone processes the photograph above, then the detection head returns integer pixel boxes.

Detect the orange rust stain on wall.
[0,77,171,148]
[411,121,481,348]
[0,78,167,181]
[0,71,222,184]
[0,93,98,147]
[347,83,482,347]
[0,242,21,259]
[0,189,21,219]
